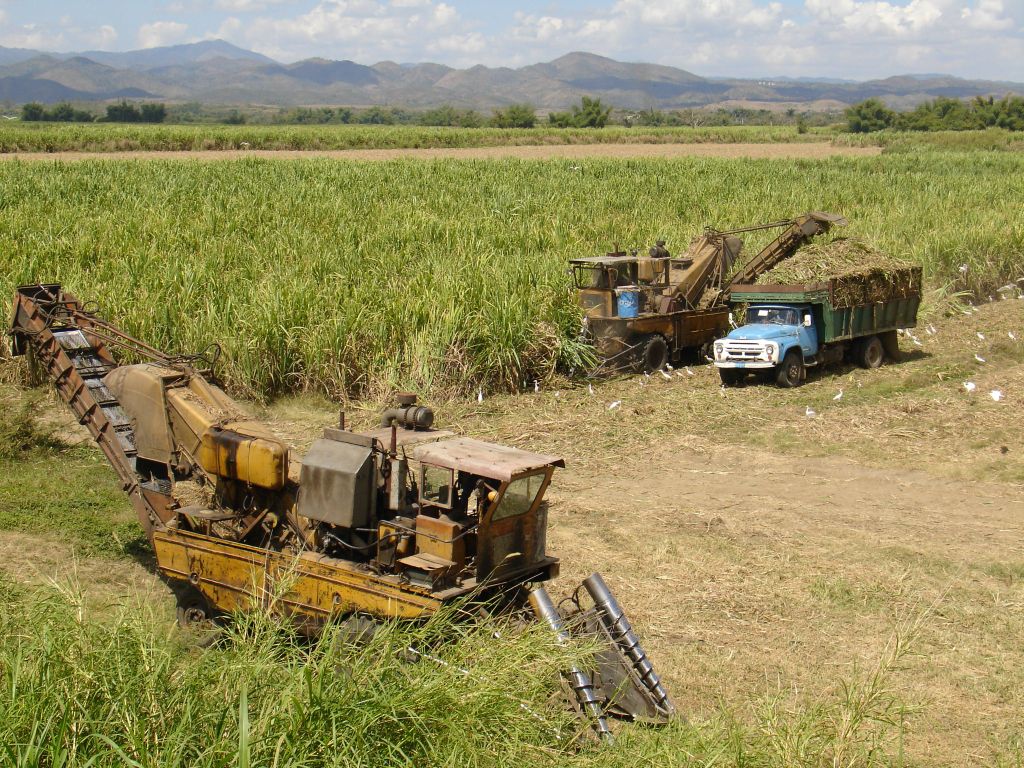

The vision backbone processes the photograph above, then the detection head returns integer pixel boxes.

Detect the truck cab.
[714,303,820,387]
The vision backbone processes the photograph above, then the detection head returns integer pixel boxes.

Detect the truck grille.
[723,340,769,361]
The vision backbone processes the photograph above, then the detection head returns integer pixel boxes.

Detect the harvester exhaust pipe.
[582,573,675,717]
[528,587,614,742]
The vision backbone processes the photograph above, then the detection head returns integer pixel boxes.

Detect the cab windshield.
[746,307,799,326]
[491,473,545,522]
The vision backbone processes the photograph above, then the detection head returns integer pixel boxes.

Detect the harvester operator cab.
[301,413,563,592]
[417,462,495,520]
[570,246,675,319]
[409,437,564,584]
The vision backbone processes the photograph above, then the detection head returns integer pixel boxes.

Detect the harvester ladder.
[9,285,172,538]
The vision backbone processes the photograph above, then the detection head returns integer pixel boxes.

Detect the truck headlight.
[764,342,777,361]
[714,343,724,359]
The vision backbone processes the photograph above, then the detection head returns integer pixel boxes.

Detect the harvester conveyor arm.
[9,285,174,540]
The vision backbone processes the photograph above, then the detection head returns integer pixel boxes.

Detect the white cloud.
[210,16,242,38]
[214,0,292,11]
[137,20,188,48]
[0,21,67,50]
[426,31,486,54]
[961,0,1015,28]
[831,0,944,36]
[90,24,118,48]
[240,0,470,62]
[611,0,784,28]
[0,15,121,51]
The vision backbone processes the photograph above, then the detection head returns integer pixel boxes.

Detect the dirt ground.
[0,142,881,163]
[1,296,1021,765]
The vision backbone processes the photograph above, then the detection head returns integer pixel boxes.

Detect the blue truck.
[713,266,922,387]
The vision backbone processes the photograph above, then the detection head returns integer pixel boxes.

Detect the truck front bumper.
[714,360,775,369]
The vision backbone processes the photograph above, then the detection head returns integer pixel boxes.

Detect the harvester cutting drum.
[8,283,675,737]
[529,573,675,740]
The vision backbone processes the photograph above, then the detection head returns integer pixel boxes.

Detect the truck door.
[797,309,818,358]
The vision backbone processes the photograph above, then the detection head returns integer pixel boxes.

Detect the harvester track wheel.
[640,335,669,373]
[857,335,884,369]
[776,352,804,388]
[176,588,219,646]
[719,368,744,387]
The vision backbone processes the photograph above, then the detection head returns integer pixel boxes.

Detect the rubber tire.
[719,368,744,387]
[776,351,804,388]
[639,334,669,373]
[176,588,212,628]
[857,335,884,369]
[175,587,220,647]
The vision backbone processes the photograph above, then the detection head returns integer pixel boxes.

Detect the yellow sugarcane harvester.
[9,283,674,739]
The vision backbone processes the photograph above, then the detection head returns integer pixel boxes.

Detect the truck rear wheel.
[639,334,669,373]
[776,351,804,388]
[857,335,884,369]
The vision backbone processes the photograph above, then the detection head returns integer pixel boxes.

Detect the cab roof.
[411,437,565,482]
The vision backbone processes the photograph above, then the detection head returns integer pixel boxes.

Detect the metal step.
[53,329,92,350]
[84,377,117,406]
[67,350,112,377]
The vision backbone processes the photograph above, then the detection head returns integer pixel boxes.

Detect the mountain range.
[1,39,1021,112]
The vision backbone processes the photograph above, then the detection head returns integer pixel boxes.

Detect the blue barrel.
[615,287,640,318]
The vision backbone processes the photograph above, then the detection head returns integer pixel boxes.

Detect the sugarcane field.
[1,66,1024,767]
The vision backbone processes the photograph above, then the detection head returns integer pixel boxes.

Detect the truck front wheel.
[857,335,884,369]
[719,368,744,386]
[776,351,804,388]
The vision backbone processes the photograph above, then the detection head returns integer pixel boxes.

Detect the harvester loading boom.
[719,211,849,302]
[9,284,674,737]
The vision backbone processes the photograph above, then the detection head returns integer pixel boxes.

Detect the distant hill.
[73,39,274,70]
[0,40,1020,110]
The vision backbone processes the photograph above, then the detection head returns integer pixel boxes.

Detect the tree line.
[16,96,841,129]
[276,97,614,129]
[846,96,1024,133]
[21,100,167,123]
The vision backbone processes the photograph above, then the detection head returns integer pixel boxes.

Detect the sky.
[0,0,1022,81]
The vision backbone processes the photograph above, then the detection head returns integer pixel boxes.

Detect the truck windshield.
[746,307,799,326]
[491,473,545,522]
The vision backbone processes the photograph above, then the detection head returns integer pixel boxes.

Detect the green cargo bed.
[731,265,922,344]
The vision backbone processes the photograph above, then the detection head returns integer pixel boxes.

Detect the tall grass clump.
[0,388,61,459]
[0,577,586,767]
[1,152,1021,399]
[0,575,922,768]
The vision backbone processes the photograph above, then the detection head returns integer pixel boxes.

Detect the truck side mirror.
[803,314,812,327]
